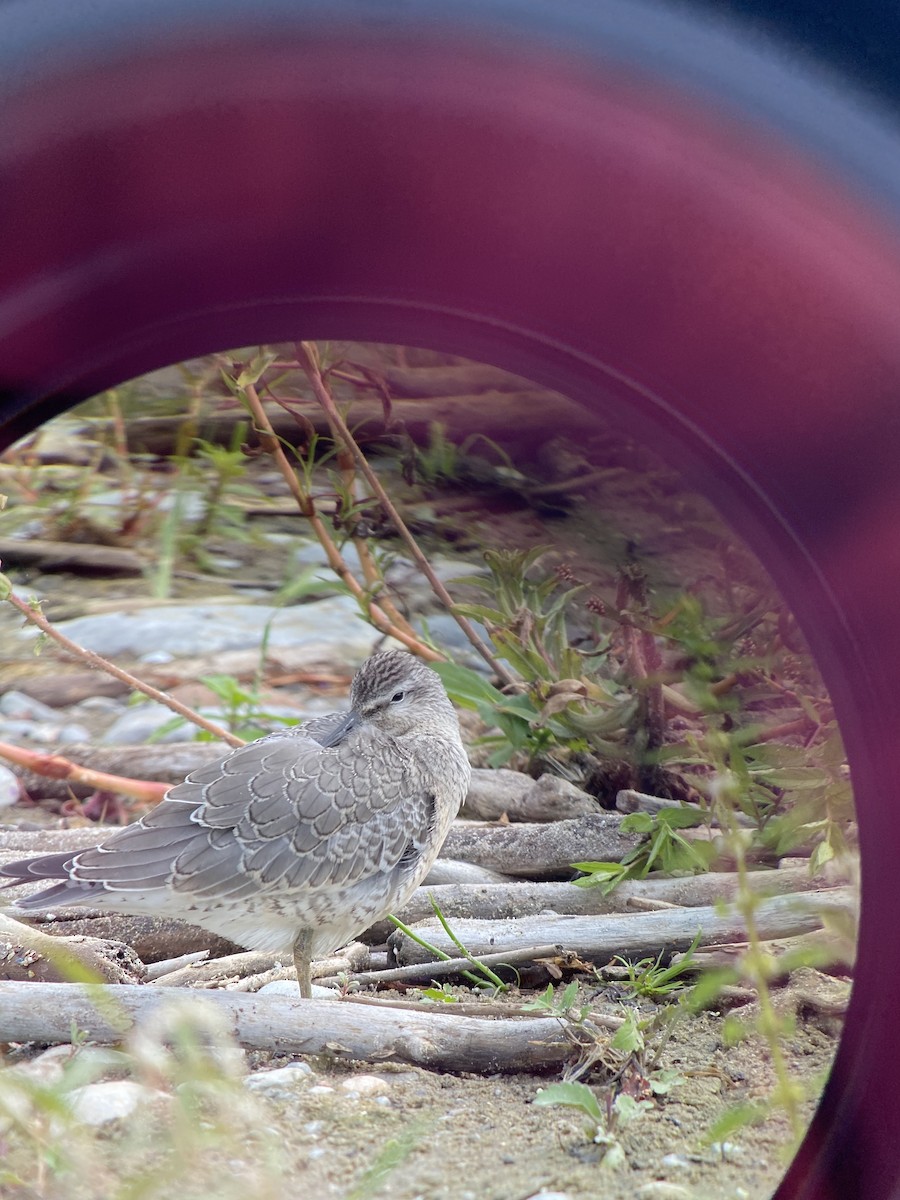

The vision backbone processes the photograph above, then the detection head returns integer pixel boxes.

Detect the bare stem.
[0,740,168,803]
[295,341,517,686]
[1,587,246,748]
[239,378,440,660]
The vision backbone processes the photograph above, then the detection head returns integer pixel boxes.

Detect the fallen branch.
[440,813,643,877]
[315,942,562,990]
[0,982,585,1072]
[0,913,144,984]
[363,866,827,941]
[0,538,144,576]
[461,770,598,823]
[388,888,854,965]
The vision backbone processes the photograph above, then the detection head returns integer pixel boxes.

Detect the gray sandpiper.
[0,650,471,997]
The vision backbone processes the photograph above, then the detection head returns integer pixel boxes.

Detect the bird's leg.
[292,928,314,998]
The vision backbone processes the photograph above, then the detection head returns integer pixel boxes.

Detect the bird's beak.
[318,709,359,748]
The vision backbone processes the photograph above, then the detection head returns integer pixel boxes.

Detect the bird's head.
[321,650,457,745]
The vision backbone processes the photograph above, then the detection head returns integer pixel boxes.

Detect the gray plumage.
[0,650,471,996]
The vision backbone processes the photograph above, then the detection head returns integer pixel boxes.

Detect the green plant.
[571,808,715,895]
[387,896,511,993]
[604,929,703,1000]
[533,1080,654,1168]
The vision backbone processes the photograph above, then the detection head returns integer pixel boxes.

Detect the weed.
[387,897,511,993]
[533,1079,654,1168]
[602,930,704,1000]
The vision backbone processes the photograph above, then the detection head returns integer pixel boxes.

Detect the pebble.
[307,1085,335,1096]
[244,1064,315,1093]
[0,764,19,808]
[0,689,60,722]
[636,1184,695,1200]
[339,1074,391,1097]
[523,1193,576,1200]
[660,1154,692,1170]
[67,1080,170,1126]
[257,980,337,999]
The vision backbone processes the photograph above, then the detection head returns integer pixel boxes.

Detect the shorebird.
[1,650,471,997]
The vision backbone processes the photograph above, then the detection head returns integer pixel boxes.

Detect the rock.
[256,979,336,999]
[100,699,314,745]
[415,612,492,671]
[0,690,60,722]
[635,1184,695,1199]
[22,595,382,663]
[67,1080,170,1126]
[10,1044,131,1087]
[339,1074,391,1097]
[0,764,20,808]
[244,1063,315,1093]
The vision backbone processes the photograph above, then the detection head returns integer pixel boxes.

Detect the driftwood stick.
[440,814,644,877]
[0,982,583,1072]
[364,867,822,942]
[315,943,563,989]
[388,888,854,966]
[461,771,598,823]
[0,740,168,804]
[0,538,144,576]
[7,743,226,798]
[0,913,144,984]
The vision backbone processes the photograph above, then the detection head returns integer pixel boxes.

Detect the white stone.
[636,1184,694,1200]
[244,1065,314,1092]
[68,1080,170,1126]
[339,1075,390,1096]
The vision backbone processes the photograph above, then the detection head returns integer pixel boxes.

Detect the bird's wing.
[66,729,436,900]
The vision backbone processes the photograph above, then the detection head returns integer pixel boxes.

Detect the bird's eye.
[390,690,405,703]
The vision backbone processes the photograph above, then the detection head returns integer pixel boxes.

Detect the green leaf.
[430,661,505,709]
[533,1081,604,1124]
[621,812,655,835]
[705,1102,767,1144]
[610,1011,645,1054]
[655,806,708,829]
[571,860,624,874]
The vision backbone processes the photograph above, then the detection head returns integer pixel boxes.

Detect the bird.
[0,650,471,997]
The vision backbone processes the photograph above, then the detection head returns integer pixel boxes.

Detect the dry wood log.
[670,927,855,975]
[0,913,144,984]
[421,859,518,885]
[2,906,241,963]
[462,770,598,823]
[387,887,854,966]
[440,813,643,878]
[0,538,145,576]
[116,391,599,461]
[362,867,825,942]
[0,982,583,1072]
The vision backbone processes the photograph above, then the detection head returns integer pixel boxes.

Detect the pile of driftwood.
[0,747,852,1074]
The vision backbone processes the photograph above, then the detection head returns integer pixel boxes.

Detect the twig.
[238,379,440,660]
[316,942,563,989]
[0,741,168,803]
[0,580,245,748]
[295,341,517,687]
